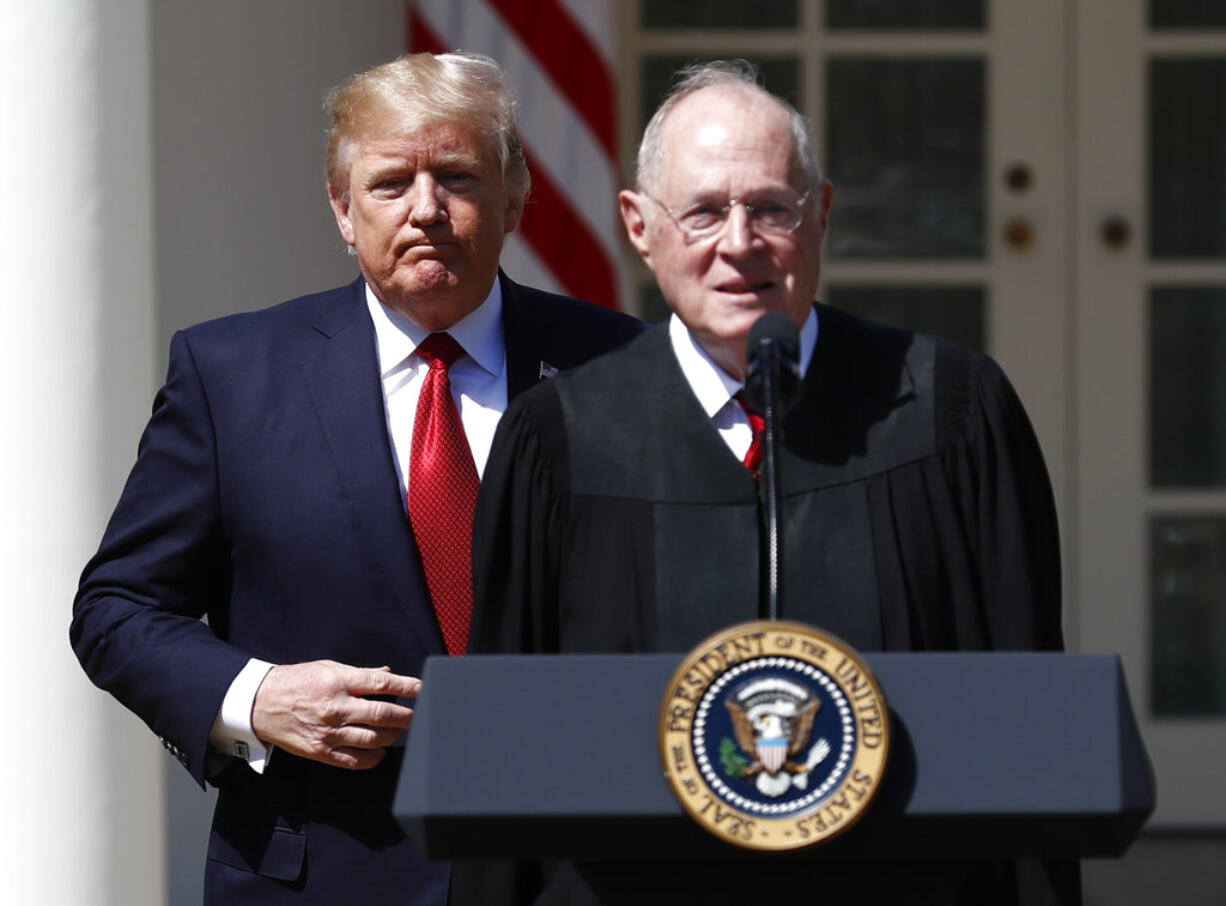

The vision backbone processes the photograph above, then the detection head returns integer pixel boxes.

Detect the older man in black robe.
[464,61,1078,905]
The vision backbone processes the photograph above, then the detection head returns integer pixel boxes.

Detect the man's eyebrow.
[362,163,412,186]
[674,190,724,205]
[363,152,413,172]
[429,152,482,170]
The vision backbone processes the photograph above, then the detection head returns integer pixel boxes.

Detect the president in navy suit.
[71,52,642,904]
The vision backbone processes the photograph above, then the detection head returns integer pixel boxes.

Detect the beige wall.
[151,0,405,355]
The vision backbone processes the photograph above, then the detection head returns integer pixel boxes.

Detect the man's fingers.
[353,697,415,729]
[327,746,388,771]
[251,659,420,770]
[325,723,406,751]
[352,667,422,698]
[315,696,413,731]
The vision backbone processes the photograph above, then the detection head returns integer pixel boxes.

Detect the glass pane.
[826,58,985,259]
[827,0,984,30]
[1150,58,1226,258]
[640,55,800,133]
[1151,0,1226,28]
[826,285,985,351]
[1149,288,1226,486]
[643,0,797,30]
[1151,516,1226,716]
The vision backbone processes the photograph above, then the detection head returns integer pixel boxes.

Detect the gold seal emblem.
[659,620,889,850]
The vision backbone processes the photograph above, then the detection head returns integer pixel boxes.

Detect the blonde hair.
[324,52,530,206]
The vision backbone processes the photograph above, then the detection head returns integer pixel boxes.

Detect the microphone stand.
[755,339,786,622]
[745,312,800,623]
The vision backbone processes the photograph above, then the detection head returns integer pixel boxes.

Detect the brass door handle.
[1003,217,1035,251]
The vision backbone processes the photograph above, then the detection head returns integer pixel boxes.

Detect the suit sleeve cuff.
[208,658,275,774]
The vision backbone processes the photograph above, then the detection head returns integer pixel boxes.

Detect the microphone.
[741,313,801,623]
[744,313,801,415]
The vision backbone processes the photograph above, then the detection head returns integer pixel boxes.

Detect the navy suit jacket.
[71,272,643,904]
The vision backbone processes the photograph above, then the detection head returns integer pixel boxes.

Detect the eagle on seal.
[725,678,821,778]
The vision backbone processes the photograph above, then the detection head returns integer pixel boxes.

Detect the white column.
[0,1,163,904]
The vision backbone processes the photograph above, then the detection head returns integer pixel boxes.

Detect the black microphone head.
[748,312,800,358]
[744,312,801,413]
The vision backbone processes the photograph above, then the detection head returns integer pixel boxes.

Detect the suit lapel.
[500,271,557,400]
[299,282,446,655]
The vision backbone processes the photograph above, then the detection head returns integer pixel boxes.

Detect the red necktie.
[735,391,765,478]
[409,333,479,656]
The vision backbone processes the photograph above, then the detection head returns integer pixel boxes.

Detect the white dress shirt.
[668,307,819,460]
[368,280,507,492]
[208,280,509,772]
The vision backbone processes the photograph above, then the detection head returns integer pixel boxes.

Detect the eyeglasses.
[646,189,811,242]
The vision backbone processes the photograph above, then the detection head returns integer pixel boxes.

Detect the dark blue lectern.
[394,653,1153,900]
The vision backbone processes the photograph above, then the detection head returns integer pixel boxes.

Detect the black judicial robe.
[462,304,1078,905]
[472,303,1062,656]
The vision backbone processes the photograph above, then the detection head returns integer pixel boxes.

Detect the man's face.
[329,121,520,330]
[620,86,832,378]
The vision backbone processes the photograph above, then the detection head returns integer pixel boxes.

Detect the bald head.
[634,60,821,197]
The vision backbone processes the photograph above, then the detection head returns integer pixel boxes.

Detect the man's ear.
[619,190,654,269]
[816,179,834,234]
[328,186,356,247]
[503,193,524,235]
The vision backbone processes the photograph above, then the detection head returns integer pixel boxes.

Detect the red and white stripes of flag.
[408,0,623,310]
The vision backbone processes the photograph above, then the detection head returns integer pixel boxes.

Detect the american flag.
[407,0,623,311]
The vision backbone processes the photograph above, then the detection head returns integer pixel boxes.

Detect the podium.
[394,652,1153,899]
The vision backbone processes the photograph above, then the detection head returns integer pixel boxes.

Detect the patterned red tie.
[409,333,479,656]
[735,391,766,478]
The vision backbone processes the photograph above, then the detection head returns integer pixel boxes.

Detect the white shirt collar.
[668,306,819,415]
[364,278,505,378]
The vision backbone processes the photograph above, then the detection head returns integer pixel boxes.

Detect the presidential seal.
[659,620,889,851]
